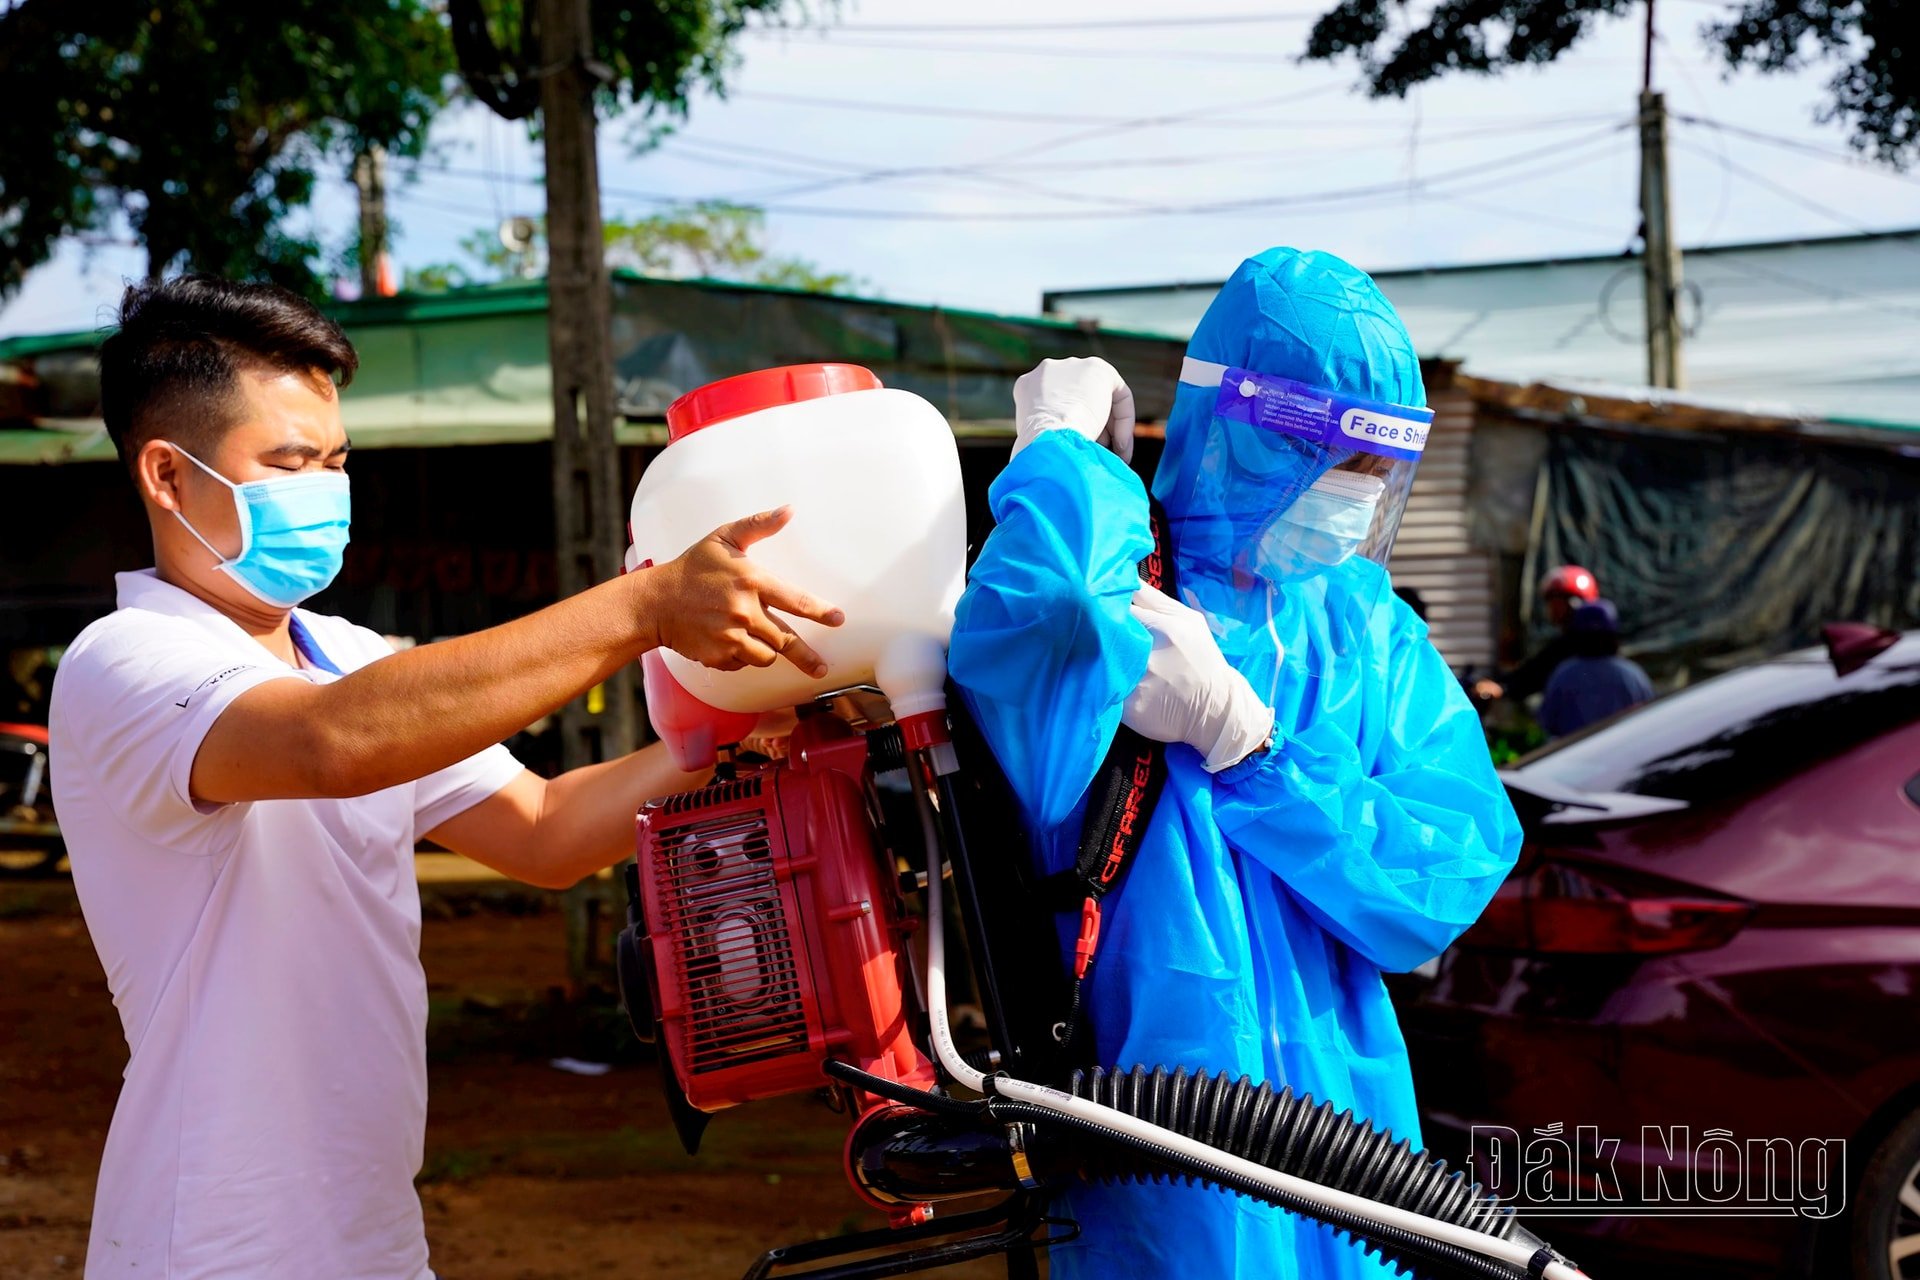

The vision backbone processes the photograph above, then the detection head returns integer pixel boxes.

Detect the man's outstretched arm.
[423,742,711,889]
[190,508,843,805]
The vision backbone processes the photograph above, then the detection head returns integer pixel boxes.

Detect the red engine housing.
[635,716,934,1113]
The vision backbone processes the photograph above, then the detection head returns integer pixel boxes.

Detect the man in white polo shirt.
[50,275,844,1279]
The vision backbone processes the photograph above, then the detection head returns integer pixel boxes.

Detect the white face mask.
[1252,469,1385,581]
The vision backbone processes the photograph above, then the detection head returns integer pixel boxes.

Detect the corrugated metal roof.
[0,269,1180,364]
[1044,229,1920,433]
[0,274,1180,464]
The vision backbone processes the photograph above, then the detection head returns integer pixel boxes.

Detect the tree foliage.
[1303,0,1917,166]
[0,0,453,295]
[405,203,860,294]
[605,202,858,291]
[446,0,803,126]
[0,0,811,297]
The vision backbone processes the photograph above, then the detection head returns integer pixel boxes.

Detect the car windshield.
[1509,644,1920,806]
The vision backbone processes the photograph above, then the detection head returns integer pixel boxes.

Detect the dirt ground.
[0,878,1009,1280]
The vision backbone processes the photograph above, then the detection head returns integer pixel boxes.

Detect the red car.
[1404,630,1920,1279]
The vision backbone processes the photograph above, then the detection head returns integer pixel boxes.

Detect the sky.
[4,0,1918,338]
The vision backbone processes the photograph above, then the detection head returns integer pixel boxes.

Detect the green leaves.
[406,202,861,295]
[0,0,454,296]
[1303,0,1917,168]
[1708,0,1917,166]
[445,0,808,125]
[604,201,860,292]
[1,0,825,297]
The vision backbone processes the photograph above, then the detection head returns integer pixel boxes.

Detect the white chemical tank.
[627,363,966,759]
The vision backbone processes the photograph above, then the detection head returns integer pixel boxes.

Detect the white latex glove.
[1122,584,1274,773]
[1010,357,1136,463]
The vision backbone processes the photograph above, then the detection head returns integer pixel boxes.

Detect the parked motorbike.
[0,722,63,877]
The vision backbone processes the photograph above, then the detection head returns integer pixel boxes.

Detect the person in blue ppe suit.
[949,247,1522,1280]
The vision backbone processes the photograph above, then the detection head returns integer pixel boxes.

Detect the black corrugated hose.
[1067,1066,1520,1233]
[824,1060,1562,1280]
[1045,1063,1552,1278]
[988,1098,1535,1280]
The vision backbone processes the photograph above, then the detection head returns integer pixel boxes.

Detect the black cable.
[821,1059,987,1119]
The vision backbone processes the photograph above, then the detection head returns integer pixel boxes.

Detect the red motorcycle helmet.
[1540,564,1600,603]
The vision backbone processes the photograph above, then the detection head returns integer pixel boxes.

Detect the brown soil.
[0,883,1009,1279]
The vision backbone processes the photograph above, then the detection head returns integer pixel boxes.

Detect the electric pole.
[1638,0,1684,388]
[353,145,390,298]
[538,0,641,986]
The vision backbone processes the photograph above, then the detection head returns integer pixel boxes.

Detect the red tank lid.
[665,363,883,442]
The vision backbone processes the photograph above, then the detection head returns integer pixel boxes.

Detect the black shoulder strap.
[1052,497,1176,1048]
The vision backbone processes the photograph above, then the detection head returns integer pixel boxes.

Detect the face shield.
[1149,246,1432,721]
[1177,356,1430,584]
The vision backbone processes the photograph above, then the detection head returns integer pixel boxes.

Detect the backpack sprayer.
[615,366,1588,1280]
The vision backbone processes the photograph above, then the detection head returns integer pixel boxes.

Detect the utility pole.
[1638,0,1684,388]
[538,0,641,987]
[352,145,390,298]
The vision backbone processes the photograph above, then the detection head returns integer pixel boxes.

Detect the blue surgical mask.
[166,443,351,608]
[1252,469,1384,582]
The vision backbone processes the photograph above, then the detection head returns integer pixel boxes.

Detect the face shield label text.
[1209,366,1433,463]
[1339,408,1429,455]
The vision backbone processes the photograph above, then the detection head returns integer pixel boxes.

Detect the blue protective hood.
[1152,247,1425,592]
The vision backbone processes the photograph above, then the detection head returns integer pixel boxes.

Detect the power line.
[649,142,839,182]
[734,89,1140,127]
[1427,189,1634,240]
[731,89,1628,132]
[407,114,1628,215]
[986,85,1342,167]
[710,113,1629,205]
[949,171,1169,212]
[679,86,1355,206]
[1657,31,1732,245]
[756,35,1311,64]
[396,124,1632,225]
[1672,141,1920,256]
[750,12,1322,34]
[666,134,872,175]
[994,113,1620,167]
[391,188,521,220]
[675,125,1632,221]
[750,32,1637,72]
[695,86,1348,202]
[1671,113,1920,186]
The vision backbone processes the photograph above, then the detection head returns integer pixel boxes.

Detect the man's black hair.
[98,275,359,472]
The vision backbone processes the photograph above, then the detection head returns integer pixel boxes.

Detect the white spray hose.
[916,783,983,1098]
[912,770,1587,1280]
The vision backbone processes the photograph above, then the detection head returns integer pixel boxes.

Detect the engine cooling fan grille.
[651,806,809,1073]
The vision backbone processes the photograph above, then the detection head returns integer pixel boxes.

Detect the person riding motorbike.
[1472,564,1601,704]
